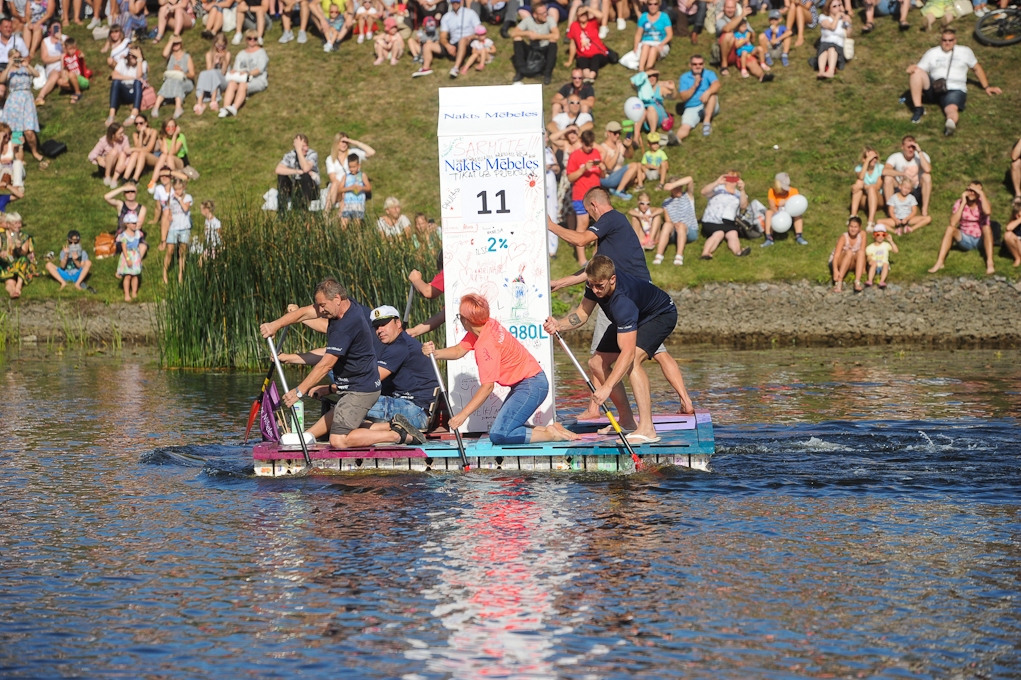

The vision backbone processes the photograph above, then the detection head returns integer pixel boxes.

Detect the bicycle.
[974,5,1021,46]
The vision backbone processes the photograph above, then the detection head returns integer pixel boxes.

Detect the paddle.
[244,325,289,444]
[428,353,471,471]
[553,331,643,471]
[267,335,313,469]
[403,283,415,324]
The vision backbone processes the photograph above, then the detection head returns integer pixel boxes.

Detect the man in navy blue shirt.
[259,278,426,448]
[365,304,439,431]
[544,256,677,444]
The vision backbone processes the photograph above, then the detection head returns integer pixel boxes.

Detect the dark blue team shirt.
[588,210,650,280]
[377,331,438,410]
[583,270,675,333]
[325,300,381,393]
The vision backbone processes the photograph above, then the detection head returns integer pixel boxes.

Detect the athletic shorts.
[329,389,381,436]
[572,199,587,215]
[166,228,191,244]
[590,306,667,356]
[594,307,678,359]
[57,268,82,283]
[922,88,966,112]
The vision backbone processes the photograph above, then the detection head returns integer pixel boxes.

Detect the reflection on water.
[1,346,1019,678]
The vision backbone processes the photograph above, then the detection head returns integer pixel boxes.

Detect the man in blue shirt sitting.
[671,53,721,141]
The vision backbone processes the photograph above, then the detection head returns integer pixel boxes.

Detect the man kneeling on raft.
[423,293,578,444]
[259,278,427,447]
[543,255,677,444]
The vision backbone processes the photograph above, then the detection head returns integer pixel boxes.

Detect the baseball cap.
[768,9,781,19]
[775,171,791,192]
[474,23,487,35]
[370,305,401,324]
[384,17,397,30]
[647,132,662,144]
[873,225,888,234]
[423,15,437,26]
[605,121,623,132]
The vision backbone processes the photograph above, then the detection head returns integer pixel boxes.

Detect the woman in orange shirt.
[423,294,577,445]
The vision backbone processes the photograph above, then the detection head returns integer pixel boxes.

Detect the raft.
[252,411,715,476]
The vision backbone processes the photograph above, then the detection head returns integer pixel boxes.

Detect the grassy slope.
[12,13,1021,305]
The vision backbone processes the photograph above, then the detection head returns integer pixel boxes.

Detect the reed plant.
[155,204,442,368]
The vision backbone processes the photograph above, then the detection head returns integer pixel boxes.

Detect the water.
[1,346,1019,678]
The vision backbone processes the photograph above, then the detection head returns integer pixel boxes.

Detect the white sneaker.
[232,32,243,45]
[279,30,294,43]
[357,32,364,43]
[598,24,608,38]
[258,36,264,45]
[323,41,334,52]
[617,16,626,30]
[151,106,159,118]
[297,29,307,43]
[365,31,373,40]
[218,107,229,118]
[87,17,101,29]
[226,105,238,116]
[944,118,956,136]
[449,66,459,78]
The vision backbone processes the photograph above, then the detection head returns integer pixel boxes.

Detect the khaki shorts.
[329,389,381,436]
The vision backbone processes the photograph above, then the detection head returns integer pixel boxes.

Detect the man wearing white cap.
[365,304,439,431]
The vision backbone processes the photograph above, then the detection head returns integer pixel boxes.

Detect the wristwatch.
[295,388,304,399]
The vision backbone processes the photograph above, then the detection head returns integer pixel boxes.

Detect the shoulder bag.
[930,47,953,95]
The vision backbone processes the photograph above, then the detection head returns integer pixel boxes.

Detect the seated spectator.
[628,191,662,248]
[786,0,816,47]
[850,146,882,230]
[147,119,189,191]
[123,114,159,183]
[325,132,375,209]
[699,172,751,259]
[410,16,441,75]
[762,172,807,246]
[731,17,757,77]
[275,133,320,213]
[218,30,268,118]
[718,0,773,81]
[1002,197,1021,268]
[811,0,850,80]
[340,154,371,227]
[1012,137,1021,198]
[320,2,353,52]
[633,0,671,72]
[1,50,48,167]
[410,212,441,249]
[511,1,558,85]
[882,135,931,218]
[862,0,911,32]
[194,33,230,114]
[672,53,719,141]
[0,19,29,79]
[928,181,995,275]
[552,70,594,115]
[232,0,270,45]
[353,0,378,45]
[460,23,495,73]
[757,10,789,68]
[0,211,36,298]
[547,93,593,132]
[639,131,668,190]
[630,68,673,135]
[89,123,131,188]
[878,179,931,234]
[829,216,865,292]
[0,123,25,207]
[113,0,148,40]
[565,7,611,81]
[919,0,956,32]
[106,45,146,127]
[200,0,232,38]
[654,175,697,266]
[45,229,93,292]
[35,35,89,105]
[377,196,411,236]
[598,120,639,200]
[418,0,479,78]
[374,17,406,66]
[153,36,195,119]
[907,28,1000,136]
[153,0,196,43]
[27,12,59,63]
[101,25,131,70]
[865,226,897,288]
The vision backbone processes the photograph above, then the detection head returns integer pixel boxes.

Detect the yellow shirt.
[321,0,346,13]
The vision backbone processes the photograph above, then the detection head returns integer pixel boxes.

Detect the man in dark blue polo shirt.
[365,304,439,430]
[544,255,677,443]
[546,185,694,417]
[259,278,426,447]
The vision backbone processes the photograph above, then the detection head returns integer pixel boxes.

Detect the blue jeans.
[490,372,548,445]
[367,395,428,430]
[110,80,143,112]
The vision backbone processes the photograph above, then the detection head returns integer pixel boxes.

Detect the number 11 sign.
[437,84,555,432]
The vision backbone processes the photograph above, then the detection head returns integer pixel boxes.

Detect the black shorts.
[594,307,677,359]
[922,87,966,112]
[702,219,737,237]
[576,53,610,73]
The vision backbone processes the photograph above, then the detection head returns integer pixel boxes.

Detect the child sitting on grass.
[865,225,897,289]
[36,36,90,105]
[733,18,757,77]
[116,214,143,301]
[355,0,380,43]
[322,3,352,52]
[655,176,699,266]
[461,24,495,73]
[628,192,663,250]
[373,17,405,65]
[878,178,931,235]
[45,229,93,292]
[639,132,668,191]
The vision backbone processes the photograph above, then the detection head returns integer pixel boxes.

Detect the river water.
[1,346,1019,679]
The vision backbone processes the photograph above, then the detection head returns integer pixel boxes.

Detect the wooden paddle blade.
[243,398,261,445]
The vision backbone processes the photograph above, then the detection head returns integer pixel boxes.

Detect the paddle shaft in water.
[428,353,471,471]
[267,335,312,468]
[403,284,414,324]
[554,331,642,469]
[244,325,290,444]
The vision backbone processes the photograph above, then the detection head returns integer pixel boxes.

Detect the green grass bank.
[9,14,1021,309]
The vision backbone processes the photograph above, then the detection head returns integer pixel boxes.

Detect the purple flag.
[260,381,282,442]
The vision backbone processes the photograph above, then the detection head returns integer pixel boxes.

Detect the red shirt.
[429,270,444,293]
[567,20,608,58]
[62,52,82,77]
[459,318,541,387]
[567,147,602,201]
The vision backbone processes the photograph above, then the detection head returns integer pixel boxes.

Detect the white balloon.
[785,194,809,217]
[624,97,645,123]
[771,211,793,234]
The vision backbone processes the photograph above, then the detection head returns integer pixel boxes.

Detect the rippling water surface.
[1,346,1019,679]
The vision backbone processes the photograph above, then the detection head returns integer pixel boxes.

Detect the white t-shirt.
[154,183,172,208]
[326,148,367,179]
[114,58,148,80]
[376,212,410,237]
[702,184,741,223]
[0,34,29,64]
[42,35,64,76]
[884,150,931,188]
[551,112,593,131]
[916,45,977,93]
[169,193,193,232]
[819,15,847,47]
[110,38,131,65]
[440,7,481,43]
[887,192,918,221]
[470,37,494,52]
